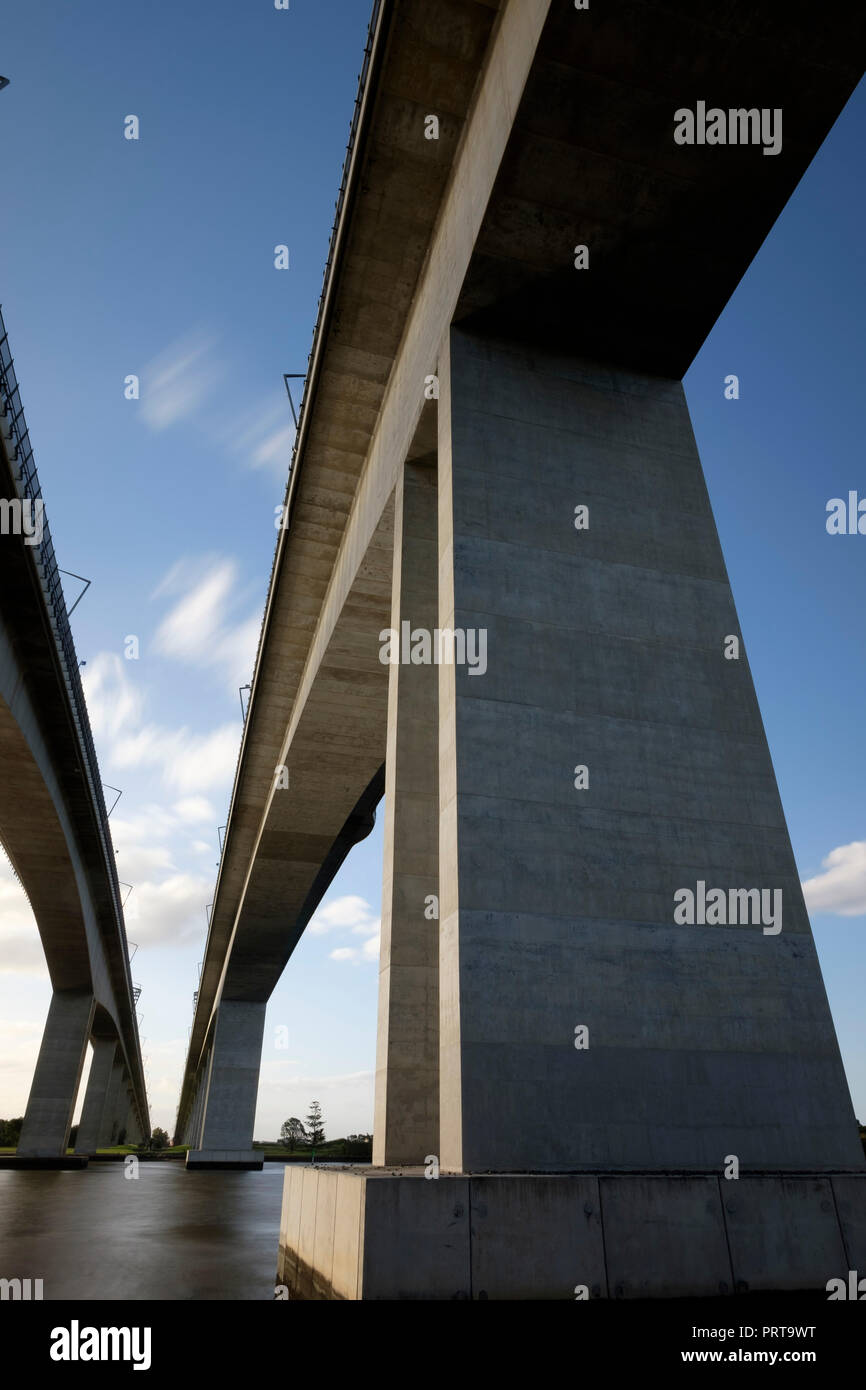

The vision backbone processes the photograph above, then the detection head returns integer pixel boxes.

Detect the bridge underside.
[0,365,148,1159]
[180,0,865,1296]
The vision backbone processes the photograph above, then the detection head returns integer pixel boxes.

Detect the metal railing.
[0,304,130,977]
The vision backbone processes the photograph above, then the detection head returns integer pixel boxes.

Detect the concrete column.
[373,462,439,1166]
[123,1102,143,1147]
[116,1095,132,1145]
[186,1001,265,1167]
[17,990,95,1157]
[436,325,863,1175]
[98,1057,127,1146]
[121,1106,135,1146]
[184,1081,197,1148]
[187,1064,206,1148]
[74,1038,118,1154]
[111,1072,133,1145]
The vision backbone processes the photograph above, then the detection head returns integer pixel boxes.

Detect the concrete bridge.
[178,0,865,1297]
[0,307,149,1160]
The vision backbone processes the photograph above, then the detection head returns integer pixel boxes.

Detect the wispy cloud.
[112,723,240,795]
[83,652,240,795]
[153,556,261,693]
[139,331,225,433]
[228,397,296,478]
[137,329,295,487]
[802,841,866,918]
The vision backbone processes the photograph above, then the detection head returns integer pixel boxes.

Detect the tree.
[305,1101,325,1147]
[0,1117,23,1148]
[280,1117,307,1150]
[149,1127,169,1151]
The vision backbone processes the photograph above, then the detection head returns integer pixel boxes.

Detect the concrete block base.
[185,1149,263,1171]
[276,1167,866,1300]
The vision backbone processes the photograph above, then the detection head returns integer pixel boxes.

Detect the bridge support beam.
[186,1002,265,1169]
[282,320,864,1295]
[190,1052,209,1147]
[74,1038,118,1154]
[122,1100,142,1147]
[98,1055,127,1146]
[17,989,95,1158]
[373,461,439,1166]
[435,324,863,1174]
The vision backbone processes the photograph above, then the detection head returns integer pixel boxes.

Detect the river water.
[0,1162,285,1300]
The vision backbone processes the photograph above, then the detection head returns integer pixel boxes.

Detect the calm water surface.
[0,1162,285,1300]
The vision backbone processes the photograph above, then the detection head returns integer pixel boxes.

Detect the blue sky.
[0,2,863,1140]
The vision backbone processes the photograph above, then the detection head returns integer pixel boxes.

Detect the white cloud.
[112,723,239,794]
[309,895,378,936]
[252,424,295,472]
[83,656,240,796]
[137,333,294,487]
[139,331,224,433]
[309,895,380,964]
[124,873,212,947]
[153,557,261,693]
[82,653,144,742]
[221,396,296,480]
[329,933,380,966]
[174,797,215,824]
[802,841,866,918]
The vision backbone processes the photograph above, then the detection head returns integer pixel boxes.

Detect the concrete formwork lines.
[373,461,439,1167]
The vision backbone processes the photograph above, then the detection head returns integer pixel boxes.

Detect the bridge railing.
[0,305,131,984]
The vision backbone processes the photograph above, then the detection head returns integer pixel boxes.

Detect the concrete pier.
[279,328,865,1297]
[98,1054,128,1147]
[74,1037,118,1154]
[17,990,95,1158]
[186,1001,266,1169]
[435,327,863,1175]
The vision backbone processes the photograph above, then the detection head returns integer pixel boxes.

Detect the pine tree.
[305,1100,325,1146]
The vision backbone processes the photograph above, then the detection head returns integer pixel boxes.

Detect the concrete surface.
[186,1000,266,1162]
[277,1167,866,1300]
[17,991,95,1157]
[435,326,863,1173]
[74,1037,117,1155]
[373,460,439,1165]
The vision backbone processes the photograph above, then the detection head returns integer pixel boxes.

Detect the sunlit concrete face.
[373,461,439,1166]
